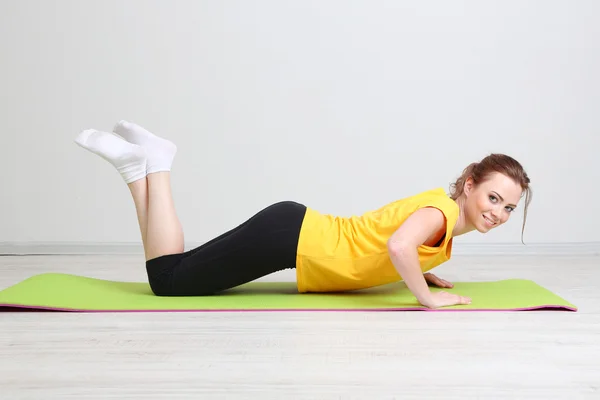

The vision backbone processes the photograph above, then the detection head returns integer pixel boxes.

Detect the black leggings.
[145,201,307,296]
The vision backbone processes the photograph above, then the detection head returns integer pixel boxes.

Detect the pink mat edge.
[0,303,578,312]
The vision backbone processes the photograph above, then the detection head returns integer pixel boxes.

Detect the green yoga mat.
[0,273,577,312]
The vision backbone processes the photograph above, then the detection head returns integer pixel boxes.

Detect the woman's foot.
[74,129,147,183]
[113,120,177,174]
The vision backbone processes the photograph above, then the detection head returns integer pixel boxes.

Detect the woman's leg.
[75,125,182,261]
[146,200,306,296]
[114,122,307,296]
[128,178,149,260]
[113,121,183,260]
[76,122,305,296]
[145,172,184,260]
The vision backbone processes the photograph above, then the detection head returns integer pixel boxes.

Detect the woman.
[75,120,531,309]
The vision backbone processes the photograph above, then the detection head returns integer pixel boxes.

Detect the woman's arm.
[387,207,471,308]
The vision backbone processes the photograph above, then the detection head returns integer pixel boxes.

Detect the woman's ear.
[463,176,474,196]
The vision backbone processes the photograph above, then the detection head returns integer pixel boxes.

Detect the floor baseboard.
[0,241,598,256]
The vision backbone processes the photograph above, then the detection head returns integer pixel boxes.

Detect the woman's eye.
[505,206,515,213]
[489,195,497,202]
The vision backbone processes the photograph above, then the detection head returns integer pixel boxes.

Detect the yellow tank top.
[295,188,459,292]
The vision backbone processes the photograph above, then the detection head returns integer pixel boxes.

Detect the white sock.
[74,129,147,183]
[113,120,177,174]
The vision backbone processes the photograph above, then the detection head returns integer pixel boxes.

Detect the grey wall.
[1,0,598,252]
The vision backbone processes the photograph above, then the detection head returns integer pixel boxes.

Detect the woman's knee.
[145,253,185,296]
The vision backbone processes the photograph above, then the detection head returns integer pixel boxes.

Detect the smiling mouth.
[482,215,497,227]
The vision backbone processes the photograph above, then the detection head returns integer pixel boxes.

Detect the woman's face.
[463,172,523,233]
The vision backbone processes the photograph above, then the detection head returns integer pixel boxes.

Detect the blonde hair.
[450,153,532,242]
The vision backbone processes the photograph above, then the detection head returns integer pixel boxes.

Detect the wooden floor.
[0,254,598,399]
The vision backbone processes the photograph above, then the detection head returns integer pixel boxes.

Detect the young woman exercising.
[75,120,531,309]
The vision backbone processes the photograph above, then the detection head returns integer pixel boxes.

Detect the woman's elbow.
[387,239,416,259]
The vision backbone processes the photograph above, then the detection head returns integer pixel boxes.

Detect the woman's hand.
[421,273,470,308]
[423,272,453,288]
[421,291,472,309]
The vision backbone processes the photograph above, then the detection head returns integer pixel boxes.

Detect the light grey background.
[1,0,598,253]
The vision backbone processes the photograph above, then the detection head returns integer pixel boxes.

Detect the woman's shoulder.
[410,187,459,222]
[415,186,457,206]
[390,187,459,221]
